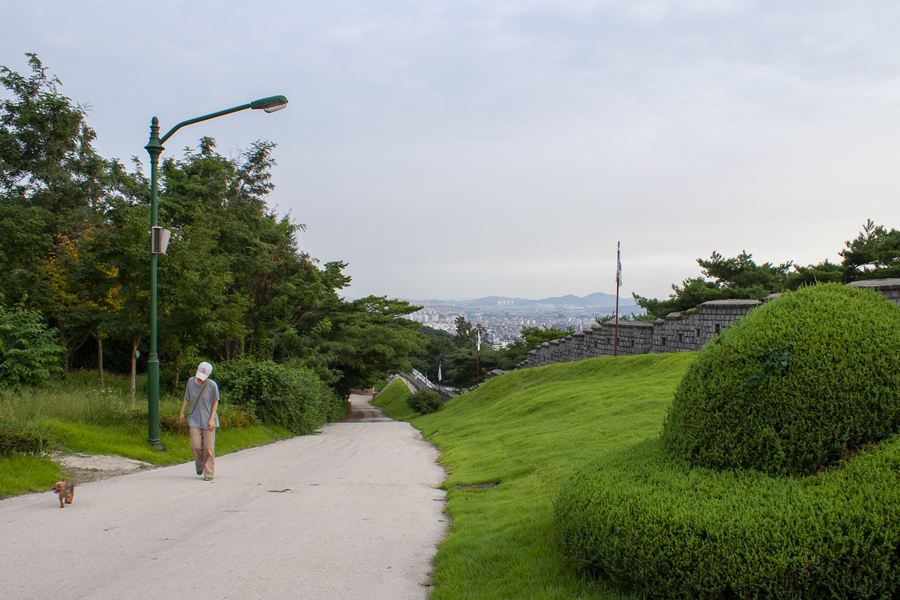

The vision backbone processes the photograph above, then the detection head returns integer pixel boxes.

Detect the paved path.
[0,395,447,600]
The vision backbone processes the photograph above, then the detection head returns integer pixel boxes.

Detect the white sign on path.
[0,394,448,600]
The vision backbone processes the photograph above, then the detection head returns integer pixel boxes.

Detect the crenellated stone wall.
[517,280,900,371]
[525,320,655,367]
[650,299,762,353]
[848,278,900,304]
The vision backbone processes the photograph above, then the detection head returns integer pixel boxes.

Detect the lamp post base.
[147,354,162,450]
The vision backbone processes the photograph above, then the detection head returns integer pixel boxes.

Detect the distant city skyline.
[4,2,899,302]
[401,292,644,346]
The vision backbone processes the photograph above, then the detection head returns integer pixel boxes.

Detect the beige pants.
[189,427,216,478]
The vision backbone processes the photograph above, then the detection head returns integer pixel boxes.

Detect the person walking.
[179,361,219,480]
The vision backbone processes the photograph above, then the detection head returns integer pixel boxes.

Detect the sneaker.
[197,470,203,476]
[204,476,213,481]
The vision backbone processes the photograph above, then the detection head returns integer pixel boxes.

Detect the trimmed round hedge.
[661,283,900,477]
[555,437,900,599]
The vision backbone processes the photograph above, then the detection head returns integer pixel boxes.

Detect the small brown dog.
[52,481,75,508]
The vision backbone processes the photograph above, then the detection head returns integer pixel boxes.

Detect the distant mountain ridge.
[412,292,639,309]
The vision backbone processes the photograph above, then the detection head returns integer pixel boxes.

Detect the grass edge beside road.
[372,353,696,600]
[0,373,296,499]
[0,422,294,499]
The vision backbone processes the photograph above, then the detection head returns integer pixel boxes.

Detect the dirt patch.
[51,452,155,484]
[453,483,499,490]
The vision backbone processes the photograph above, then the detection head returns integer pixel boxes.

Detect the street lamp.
[144,95,288,449]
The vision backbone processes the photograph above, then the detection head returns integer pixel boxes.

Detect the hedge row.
[0,428,44,456]
[555,436,900,599]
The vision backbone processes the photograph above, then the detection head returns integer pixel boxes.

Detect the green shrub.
[216,403,254,429]
[662,283,900,476]
[555,436,900,599]
[0,427,45,455]
[0,298,64,389]
[406,387,443,415]
[135,404,254,435]
[225,359,348,434]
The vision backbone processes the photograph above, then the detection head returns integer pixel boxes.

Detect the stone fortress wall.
[516,279,900,370]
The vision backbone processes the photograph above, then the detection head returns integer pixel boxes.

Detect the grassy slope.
[0,455,67,497]
[371,378,415,420]
[375,352,696,600]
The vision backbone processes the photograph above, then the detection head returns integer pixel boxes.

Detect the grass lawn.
[373,352,696,600]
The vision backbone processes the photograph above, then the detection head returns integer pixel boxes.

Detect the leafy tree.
[1,55,152,395]
[0,56,427,407]
[0,295,65,388]
[0,54,123,311]
[314,295,424,398]
[158,139,425,398]
[444,345,514,388]
[452,315,488,348]
[434,316,524,387]
[157,138,267,360]
[408,326,455,382]
[81,196,153,404]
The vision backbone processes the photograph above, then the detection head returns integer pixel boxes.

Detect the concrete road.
[0,395,447,600]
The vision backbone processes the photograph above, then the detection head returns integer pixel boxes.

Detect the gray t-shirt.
[184,377,220,430]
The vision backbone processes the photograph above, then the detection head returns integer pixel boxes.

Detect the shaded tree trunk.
[172,351,181,395]
[66,331,91,371]
[130,333,141,410]
[88,330,104,392]
[97,334,104,392]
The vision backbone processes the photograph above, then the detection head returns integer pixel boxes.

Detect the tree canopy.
[839,219,900,282]
[0,55,423,398]
[635,223,899,319]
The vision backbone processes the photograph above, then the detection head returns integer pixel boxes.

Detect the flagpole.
[476,329,481,386]
[614,241,621,357]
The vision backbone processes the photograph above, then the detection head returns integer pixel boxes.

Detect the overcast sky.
[4,1,900,301]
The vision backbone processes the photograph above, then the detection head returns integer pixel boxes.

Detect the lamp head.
[250,95,289,113]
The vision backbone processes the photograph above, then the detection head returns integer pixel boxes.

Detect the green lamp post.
[144,95,288,449]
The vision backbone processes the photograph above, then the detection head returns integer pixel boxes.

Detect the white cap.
[195,362,213,382]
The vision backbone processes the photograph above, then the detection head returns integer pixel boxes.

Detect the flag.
[476,329,481,352]
[438,361,442,382]
[616,241,622,288]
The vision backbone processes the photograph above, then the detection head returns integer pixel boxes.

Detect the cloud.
[3,1,900,300]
